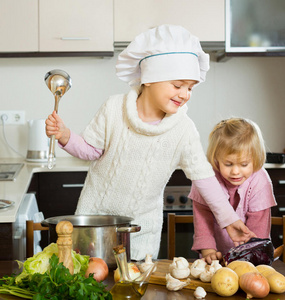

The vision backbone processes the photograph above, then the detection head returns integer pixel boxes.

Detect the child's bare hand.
[201,250,223,265]
[226,220,257,247]
[45,111,70,146]
[203,251,223,265]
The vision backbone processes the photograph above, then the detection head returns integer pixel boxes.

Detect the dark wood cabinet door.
[37,172,87,218]
[266,168,285,249]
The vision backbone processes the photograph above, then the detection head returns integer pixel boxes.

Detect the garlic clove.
[166,273,191,291]
[190,259,207,278]
[193,286,207,299]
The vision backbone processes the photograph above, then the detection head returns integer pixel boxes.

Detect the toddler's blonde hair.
[207,118,266,172]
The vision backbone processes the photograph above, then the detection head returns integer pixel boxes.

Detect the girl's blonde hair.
[207,118,266,172]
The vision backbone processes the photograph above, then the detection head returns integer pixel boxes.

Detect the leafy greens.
[0,254,112,299]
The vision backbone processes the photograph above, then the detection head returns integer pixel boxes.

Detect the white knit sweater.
[75,87,214,260]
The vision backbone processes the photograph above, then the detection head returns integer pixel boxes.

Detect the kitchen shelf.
[0,52,114,58]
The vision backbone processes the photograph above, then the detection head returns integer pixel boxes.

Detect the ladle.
[44,69,72,169]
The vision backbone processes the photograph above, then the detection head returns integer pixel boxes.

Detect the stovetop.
[0,163,24,181]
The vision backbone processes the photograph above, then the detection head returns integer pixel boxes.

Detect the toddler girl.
[46,25,254,260]
[190,118,277,263]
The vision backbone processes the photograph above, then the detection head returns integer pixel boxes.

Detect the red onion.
[239,272,270,299]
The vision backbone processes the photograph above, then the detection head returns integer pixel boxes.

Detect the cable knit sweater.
[75,87,215,260]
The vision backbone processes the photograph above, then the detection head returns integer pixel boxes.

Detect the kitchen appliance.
[266,153,285,164]
[0,163,23,181]
[41,215,141,268]
[13,193,43,261]
[26,119,49,162]
[44,69,72,169]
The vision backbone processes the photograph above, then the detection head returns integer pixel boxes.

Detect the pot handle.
[117,224,141,233]
[41,220,50,227]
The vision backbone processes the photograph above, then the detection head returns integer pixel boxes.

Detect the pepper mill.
[56,220,74,274]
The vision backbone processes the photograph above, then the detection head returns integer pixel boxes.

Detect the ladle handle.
[47,95,61,170]
[47,135,56,169]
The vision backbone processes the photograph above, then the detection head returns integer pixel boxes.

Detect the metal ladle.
[44,69,72,169]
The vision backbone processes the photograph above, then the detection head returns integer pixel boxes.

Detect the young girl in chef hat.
[190,118,276,264]
[46,25,255,260]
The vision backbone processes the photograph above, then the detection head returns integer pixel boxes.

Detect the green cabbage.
[15,243,89,284]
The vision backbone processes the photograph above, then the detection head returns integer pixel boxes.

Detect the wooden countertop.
[0,260,284,300]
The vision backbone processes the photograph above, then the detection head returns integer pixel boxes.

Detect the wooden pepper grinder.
[56,220,74,274]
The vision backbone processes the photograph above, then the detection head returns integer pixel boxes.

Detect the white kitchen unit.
[39,0,113,52]
[114,0,224,43]
[0,0,38,52]
[0,0,113,54]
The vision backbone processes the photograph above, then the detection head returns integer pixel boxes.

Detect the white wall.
[0,52,284,158]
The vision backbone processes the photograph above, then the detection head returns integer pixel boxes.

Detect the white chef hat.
[116,24,210,86]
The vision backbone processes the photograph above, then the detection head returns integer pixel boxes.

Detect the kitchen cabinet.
[28,172,87,218]
[266,168,285,248]
[266,168,285,217]
[114,0,224,44]
[39,0,113,53]
[0,0,38,52]
[0,0,113,56]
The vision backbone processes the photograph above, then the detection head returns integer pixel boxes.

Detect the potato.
[227,260,257,278]
[211,267,239,297]
[264,271,285,294]
[256,264,276,277]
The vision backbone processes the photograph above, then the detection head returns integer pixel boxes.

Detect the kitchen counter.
[0,157,90,223]
[0,260,284,299]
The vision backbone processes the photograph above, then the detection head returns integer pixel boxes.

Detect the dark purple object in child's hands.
[223,238,274,266]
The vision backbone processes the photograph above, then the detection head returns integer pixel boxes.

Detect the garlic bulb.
[193,286,207,299]
[190,259,207,278]
[169,257,190,279]
[166,273,191,291]
[199,265,215,283]
[139,254,157,273]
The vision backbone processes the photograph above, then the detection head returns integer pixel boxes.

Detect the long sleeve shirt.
[190,168,277,255]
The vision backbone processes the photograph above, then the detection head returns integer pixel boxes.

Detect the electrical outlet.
[0,110,25,125]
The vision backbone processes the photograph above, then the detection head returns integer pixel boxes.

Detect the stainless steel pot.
[42,215,141,268]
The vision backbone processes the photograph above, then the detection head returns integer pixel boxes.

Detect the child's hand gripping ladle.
[44,69,72,169]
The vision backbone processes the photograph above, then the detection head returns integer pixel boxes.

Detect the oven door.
[158,183,198,259]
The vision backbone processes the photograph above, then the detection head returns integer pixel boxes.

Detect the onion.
[114,262,141,282]
[85,257,109,282]
[239,272,270,299]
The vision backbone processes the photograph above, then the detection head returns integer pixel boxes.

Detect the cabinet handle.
[278,180,285,185]
[61,37,90,40]
[279,207,285,212]
[62,184,84,188]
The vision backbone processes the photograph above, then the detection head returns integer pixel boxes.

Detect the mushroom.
[210,260,222,272]
[199,265,215,282]
[169,257,190,279]
[190,259,207,278]
[193,286,207,299]
[166,273,191,291]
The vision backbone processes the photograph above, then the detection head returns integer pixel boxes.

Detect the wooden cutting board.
[149,260,215,293]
